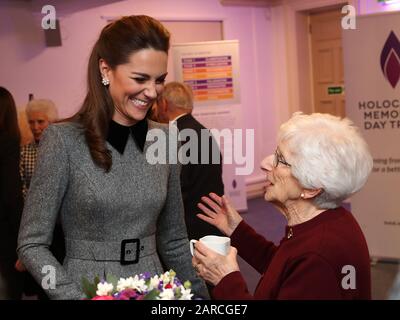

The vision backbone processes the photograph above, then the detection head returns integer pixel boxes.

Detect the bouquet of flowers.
[82,270,194,300]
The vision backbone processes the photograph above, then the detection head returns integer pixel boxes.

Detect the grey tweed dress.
[17,120,208,299]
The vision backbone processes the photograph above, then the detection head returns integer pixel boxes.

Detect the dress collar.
[106,119,148,154]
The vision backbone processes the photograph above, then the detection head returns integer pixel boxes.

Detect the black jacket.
[176,114,224,240]
[0,132,23,259]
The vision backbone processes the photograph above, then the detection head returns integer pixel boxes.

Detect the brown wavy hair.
[70,15,170,172]
[0,86,20,144]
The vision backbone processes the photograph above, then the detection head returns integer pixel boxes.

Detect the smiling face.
[261,142,304,206]
[100,48,168,126]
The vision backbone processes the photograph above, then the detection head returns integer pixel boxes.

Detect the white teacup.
[190,235,231,256]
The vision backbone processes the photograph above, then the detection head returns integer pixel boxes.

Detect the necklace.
[287,227,293,239]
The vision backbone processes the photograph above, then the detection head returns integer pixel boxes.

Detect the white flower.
[116,277,133,291]
[179,286,193,300]
[117,275,147,293]
[147,275,160,291]
[159,271,171,283]
[159,271,176,288]
[96,282,114,296]
[158,288,175,300]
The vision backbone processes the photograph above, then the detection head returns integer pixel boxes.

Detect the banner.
[172,40,247,211]
[343,12,400,259]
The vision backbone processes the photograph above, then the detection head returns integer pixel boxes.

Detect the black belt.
[65,235,156,265]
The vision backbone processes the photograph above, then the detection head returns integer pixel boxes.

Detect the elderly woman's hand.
[192,241,239,286]
[197,193,243,236]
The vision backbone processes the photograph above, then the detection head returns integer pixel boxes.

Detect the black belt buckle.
[120,239,140,265]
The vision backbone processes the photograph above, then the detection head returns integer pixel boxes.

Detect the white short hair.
[278,112,373,209]
[26,99,58,122]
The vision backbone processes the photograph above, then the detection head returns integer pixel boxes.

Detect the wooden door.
[310,9,345,117]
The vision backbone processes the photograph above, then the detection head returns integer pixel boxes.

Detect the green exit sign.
[328,86,344,95]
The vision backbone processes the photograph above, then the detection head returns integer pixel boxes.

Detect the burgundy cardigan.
[212,207,371,300]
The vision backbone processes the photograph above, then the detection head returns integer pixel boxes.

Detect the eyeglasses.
[274,149,291,168]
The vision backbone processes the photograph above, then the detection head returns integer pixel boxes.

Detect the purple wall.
[0,0,276,182]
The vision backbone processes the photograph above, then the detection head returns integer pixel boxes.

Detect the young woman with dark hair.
[17,15,208,300]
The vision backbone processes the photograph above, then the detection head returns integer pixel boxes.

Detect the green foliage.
[183,280,191,289]
[82,277,97,299]
[106,274,118,293]
[142,289,160,300]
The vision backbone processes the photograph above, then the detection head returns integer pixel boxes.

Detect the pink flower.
[92,295,114,300]
[116,289,139,300]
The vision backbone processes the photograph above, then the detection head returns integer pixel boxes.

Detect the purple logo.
[380,31,400,88]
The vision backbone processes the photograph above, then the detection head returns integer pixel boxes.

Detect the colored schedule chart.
[182,55,234,102]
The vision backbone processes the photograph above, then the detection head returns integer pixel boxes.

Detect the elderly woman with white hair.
[20,99,58,199]
[17,99,62,299]
[192,112,373,300]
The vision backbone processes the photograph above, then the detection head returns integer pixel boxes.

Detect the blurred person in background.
[17,98,64,300]
[20,99,58,199]
[0,86,23,299]
[154,82,224,295]
[155,81,224,240]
